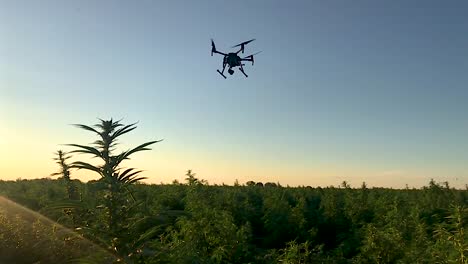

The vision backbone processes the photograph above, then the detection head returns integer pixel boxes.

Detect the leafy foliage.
[66,118,162,262]
[1,178,466,263]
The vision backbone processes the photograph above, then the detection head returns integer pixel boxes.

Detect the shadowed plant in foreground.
[68,118,162,262]
[51,150,79,201]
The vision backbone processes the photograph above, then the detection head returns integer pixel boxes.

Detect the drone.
[211,38,261,79]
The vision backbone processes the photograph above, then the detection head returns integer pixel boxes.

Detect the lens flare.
[0,196,118,264]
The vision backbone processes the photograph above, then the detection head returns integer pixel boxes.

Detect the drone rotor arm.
[232,39,255,54]
[242,51,261,65]
[213,50,227,56]
[235,45,245,54]
[241,57,254,65]
[211,39,228,56]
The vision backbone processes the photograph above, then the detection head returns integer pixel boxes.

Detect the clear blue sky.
[1,0,468,188]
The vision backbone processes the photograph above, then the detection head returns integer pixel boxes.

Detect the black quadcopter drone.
[211,39,261,79]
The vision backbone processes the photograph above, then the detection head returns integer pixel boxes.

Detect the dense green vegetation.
[1,119,466,263]
[1,178,466,263]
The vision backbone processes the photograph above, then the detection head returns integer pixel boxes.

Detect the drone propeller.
[211,39,216,56]
[244,51,262,57]
[243,51,262,65]
[232,39,256,48]
[232,39,256,53]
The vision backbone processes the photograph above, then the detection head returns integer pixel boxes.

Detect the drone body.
[211,39,261,79]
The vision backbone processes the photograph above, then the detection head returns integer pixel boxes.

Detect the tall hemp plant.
[68,118,161,256]
[51,150,76,199]
[51,150,81,227]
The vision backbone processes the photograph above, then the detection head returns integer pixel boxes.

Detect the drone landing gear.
[239,64,248,78]
[217,69,227,79]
